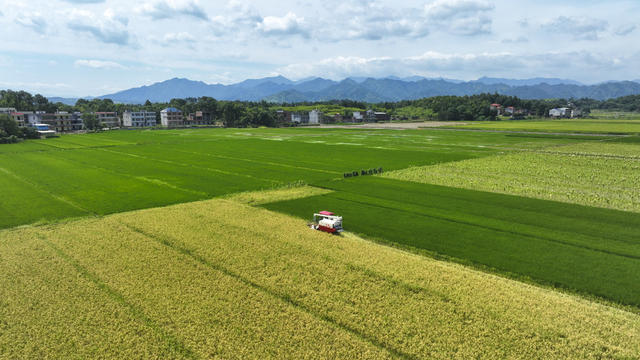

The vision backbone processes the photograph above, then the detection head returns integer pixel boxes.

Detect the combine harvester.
[309,211,343,234]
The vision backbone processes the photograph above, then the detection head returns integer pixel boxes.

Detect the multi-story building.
[160,107,184,127]
[185,111,213,126]
[70,112,84,131]
[38,112,73,132]
[10,112,26,127]
[309,109,323,124]
[95,112,119,128]
[123,111,157,127]
[291,112,310,124]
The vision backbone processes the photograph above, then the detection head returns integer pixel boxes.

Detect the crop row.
[384,147,640,213]
[3,196,639,358]
[263,176,640,306]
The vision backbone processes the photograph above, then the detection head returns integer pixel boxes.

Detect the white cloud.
[256,12,309,38]
[277,50,629,81]
[67,9,132,45]
[15,12,47,34]
[136,0,208,21]
[163,32,196,43]
[615,24,637,36]
[544,16,608,41]
[75,59,127,69]
[425,0,495,36]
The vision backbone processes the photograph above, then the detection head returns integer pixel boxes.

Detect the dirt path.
[319,121,468,130]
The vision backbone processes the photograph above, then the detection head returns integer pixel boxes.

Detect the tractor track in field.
[0,166,93,215]
[122,222,417,360]
[38,234,198,359]
[96,147,280,186]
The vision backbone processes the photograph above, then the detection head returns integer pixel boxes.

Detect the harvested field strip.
[263,177,640,306]
[224,185,333,205]
[384,145,640,213]
[0,230,189,359]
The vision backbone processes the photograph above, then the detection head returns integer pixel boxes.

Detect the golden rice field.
[1,191,639,359]
[384,141,640,213]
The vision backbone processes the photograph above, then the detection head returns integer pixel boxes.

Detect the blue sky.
[0,0,639,97]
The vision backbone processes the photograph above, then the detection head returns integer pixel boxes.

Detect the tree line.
[3,89,640,128]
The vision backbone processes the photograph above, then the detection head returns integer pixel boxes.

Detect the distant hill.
[49,76,640,105]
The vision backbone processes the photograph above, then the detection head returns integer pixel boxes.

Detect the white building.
[160,107,183,127]
[123,111,157,127]
[309,109,322,124]
[549,108,571,118]
[353,111,364,122]
[0,107,17,115]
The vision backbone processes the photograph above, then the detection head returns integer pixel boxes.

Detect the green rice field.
[2,124,640,357]
[0,128,592,229]
[451,117,640,134]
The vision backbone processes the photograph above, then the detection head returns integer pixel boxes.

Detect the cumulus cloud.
[62,0,105,3]
[15,12,47,34]
[75,59,126,69]
[164,32,196,43]
[615,24,637,36]
[277,51,625,80]
[544,16,608,40]
[317,1,430,40]
[425,0,495,36]
[137,0,208,21]
[67,9,131,45]
[256,12,309,38]
[210,1,262,36]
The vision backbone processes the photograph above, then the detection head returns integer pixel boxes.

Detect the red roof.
[319,211,334,216]
[490,104,501,107]
[11,112,24,115]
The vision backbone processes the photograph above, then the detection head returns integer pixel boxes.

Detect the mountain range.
[48,77,640,105]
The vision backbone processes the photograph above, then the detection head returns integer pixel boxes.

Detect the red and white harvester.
[309,211,343,234]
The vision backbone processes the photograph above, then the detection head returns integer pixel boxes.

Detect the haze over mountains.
[49,76,640,105]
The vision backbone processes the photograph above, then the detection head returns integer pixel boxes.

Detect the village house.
[123,111,157,128]
[186,111,213,126]
[160,107,184,127]
[95,112,120,128]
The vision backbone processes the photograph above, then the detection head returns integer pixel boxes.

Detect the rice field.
[2,126,640,358]
[263,176,640,306]
[2,195,639,359]
[451,118,640,134]
[383,141,640,213]
[0,127,596,229]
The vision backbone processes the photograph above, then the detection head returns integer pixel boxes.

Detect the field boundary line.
[37,233,198,360]
[122,222,414,360]
[47,152,208,197]
[329,193,640,261]
[96,147,280,185]
[0,166,94,215]
[171,148,341,175]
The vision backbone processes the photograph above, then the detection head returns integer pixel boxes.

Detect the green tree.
[83,113,101,131]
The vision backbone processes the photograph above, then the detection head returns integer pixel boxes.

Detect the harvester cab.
[310,211,343,234]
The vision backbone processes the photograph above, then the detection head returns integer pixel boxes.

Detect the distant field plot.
[263,177,640,306]
[2,196,639,358]
[453,118,640,134]
[384,141,640,212]
[0,127,597,229]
